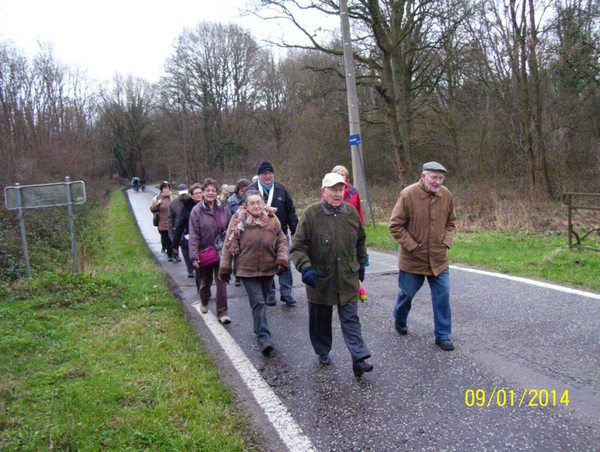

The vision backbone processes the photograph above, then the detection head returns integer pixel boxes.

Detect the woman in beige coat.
[150,181,175,260]
[219,189,288,355]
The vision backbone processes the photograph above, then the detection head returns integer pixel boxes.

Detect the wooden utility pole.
[339,0,375,227]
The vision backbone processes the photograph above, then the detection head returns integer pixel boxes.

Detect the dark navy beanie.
[257,161,275,175]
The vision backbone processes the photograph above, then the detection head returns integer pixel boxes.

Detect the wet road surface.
[128,188,599,452]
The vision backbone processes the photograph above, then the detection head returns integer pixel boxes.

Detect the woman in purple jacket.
[188,178,232,324]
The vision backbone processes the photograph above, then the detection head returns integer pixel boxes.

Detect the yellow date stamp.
[465,389,569,407]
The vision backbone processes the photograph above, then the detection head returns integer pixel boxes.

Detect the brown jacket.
[219,208,288,278]
[389,180,457,276]
[150,193,175,232]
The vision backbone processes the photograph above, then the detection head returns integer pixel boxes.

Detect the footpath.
[128,188,600,452]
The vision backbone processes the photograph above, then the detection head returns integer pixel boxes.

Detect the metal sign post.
[14,184,32,278]
[4,177,86,277]
[65,177,80,273]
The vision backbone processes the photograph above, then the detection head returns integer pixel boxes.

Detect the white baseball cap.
[321,173,346,188]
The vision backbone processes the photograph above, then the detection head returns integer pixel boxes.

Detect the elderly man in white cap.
[389,161,457,351]
[291,172,373,378]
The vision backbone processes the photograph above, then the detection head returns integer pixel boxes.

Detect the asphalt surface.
[127,188,600,452]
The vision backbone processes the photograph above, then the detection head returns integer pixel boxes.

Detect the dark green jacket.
[291,201,367,305]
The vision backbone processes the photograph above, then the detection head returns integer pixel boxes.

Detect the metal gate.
[563,192,600,252]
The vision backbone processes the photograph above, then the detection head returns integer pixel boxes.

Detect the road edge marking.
[191,303,317,452]
[450,265,600,300]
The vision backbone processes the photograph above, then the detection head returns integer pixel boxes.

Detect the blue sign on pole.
[349,134,362,146]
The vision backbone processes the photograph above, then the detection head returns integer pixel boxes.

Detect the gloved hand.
[358,267,365,282]
[276,265,287,277]
[301,267,317,288]
[218,273,230,284]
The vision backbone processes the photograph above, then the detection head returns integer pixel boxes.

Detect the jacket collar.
[321,199,348,215]
[201,199,222,210]
[418,180,441,198]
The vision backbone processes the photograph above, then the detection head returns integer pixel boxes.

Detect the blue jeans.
[269,232,293,299]
[394,269,451,341]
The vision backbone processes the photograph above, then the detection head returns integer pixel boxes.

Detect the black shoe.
[187,272,194,278]
[353,360,374,377]
[261,343,273,356]
[281,295,296,306]
[168,257,173,262]
[265,297,276,306]
[395,323,408,335]
[319,354,331,365]
[235,278,241,287]
[435,339,455,351]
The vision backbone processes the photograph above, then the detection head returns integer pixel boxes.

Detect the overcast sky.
[0,0,272,83]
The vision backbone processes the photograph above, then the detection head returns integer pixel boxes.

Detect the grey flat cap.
[422,161,447,173]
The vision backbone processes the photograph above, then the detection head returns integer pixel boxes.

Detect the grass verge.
[365,224,600,293]
[0,190,261,451]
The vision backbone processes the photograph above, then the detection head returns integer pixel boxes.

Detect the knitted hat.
[257,161,275,175]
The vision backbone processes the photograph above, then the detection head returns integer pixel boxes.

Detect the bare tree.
[97,75,157,179]
[161,22,263,177]
[0,41,98,184]
[468,0,554,197]
[247,0,473,185]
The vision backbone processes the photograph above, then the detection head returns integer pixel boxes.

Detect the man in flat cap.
[291,173,372,377]
[248,161,299,306]
[389,161,457,351]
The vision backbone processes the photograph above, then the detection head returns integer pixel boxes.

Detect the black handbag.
[153,211,160,227]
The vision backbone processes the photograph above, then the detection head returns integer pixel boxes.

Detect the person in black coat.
[171,183,203,278]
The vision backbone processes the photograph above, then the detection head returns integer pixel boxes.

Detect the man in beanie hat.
[389,161,457,351]
[248,161,298,306]
[291,173,372,377]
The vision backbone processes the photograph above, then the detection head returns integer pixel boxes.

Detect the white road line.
[191,303,317,452]
[451,265,600,300]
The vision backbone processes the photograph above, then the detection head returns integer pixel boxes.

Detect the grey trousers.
[308,301,371,363]
[240,276,274,347]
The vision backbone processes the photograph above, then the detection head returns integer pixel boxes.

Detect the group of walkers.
[147,159,457,377]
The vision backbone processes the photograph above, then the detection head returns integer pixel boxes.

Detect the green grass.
[0,191,260,451]
[365,224,600,293]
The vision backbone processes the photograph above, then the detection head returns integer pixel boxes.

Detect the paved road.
[127,188,600,452]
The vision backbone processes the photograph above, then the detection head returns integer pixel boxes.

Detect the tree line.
[1,0,598,199]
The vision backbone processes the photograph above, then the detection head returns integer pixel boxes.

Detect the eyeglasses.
[192,192,203,196]
[246,201,264,207]
[426,175,445,182]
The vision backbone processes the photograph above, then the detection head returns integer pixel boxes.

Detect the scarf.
[258,180,275,207]
[225,207,271,256]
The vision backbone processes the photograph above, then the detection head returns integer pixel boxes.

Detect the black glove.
[358,267,365,283]
[276,265,287,277]
[218,274,230,284]
[301,267,317,288]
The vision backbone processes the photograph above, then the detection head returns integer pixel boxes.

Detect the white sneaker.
[219,315,231,324]
[200,303,209,314]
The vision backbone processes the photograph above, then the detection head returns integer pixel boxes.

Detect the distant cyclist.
[131,177,141,192]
